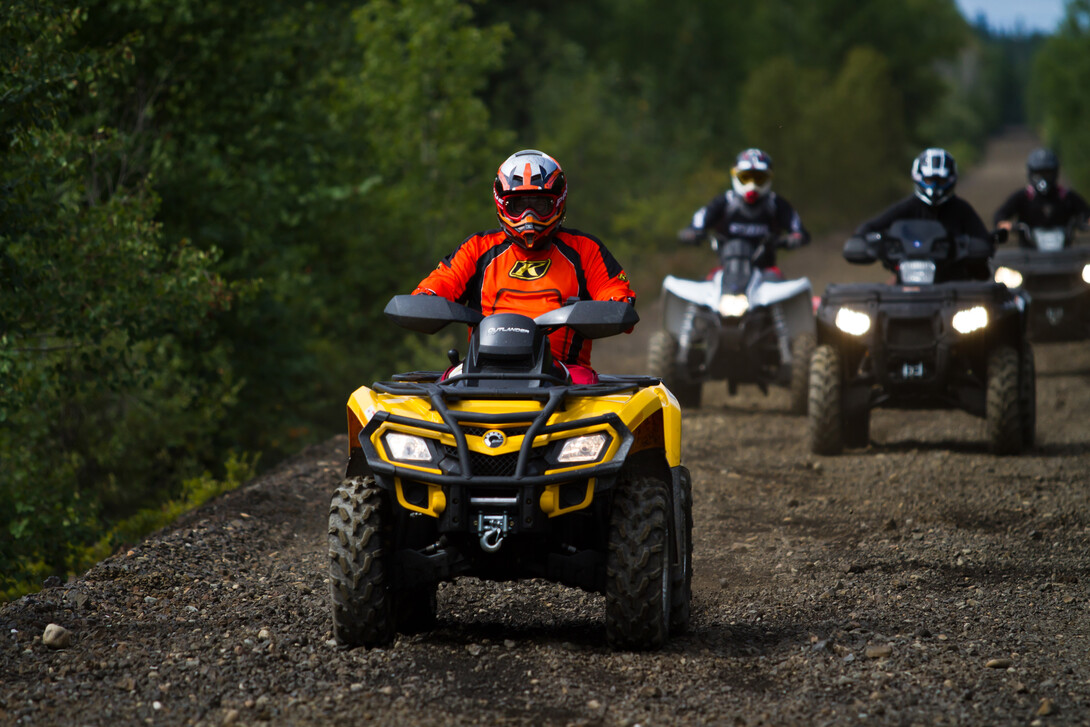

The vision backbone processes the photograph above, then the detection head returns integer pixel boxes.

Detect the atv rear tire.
[669,470,693,635]
[788,333,816,415]
[1019,342,1036,450]
[606,476,672,650]
[648,330,702,408]
[808,344,844,455]
[986,346,1023,455]
[329,477,395,648]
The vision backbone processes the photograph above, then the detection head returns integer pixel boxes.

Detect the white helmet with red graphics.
[494,149,568,249]
[731,148,774,204]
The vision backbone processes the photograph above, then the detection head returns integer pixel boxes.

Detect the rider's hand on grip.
[677,227,701,245]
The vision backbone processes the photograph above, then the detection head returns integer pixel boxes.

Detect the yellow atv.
[328,295,692,651]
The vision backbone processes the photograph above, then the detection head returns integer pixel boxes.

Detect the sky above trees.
[955,0,1065,33]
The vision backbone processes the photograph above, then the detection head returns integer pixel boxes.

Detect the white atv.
[648,235,816,410]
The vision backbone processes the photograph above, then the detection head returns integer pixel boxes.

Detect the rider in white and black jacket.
[679,148,810,277]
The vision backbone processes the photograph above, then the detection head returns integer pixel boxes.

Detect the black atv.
[991,221,1090,342]
[809,219,1034,455]
[329,295,692,651]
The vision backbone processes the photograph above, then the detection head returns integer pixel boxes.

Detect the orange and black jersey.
[413,228,636,368]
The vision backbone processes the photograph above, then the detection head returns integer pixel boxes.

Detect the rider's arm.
[958,199,991,241]
[854,196,916,236]
[774,197,810,248]
[575,234,636,305]
[1067,189,1090,228]
[992,190,1023,229]
[412,232,487,301]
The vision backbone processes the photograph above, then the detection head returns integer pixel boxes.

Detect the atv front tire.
[986,346,1023,455]
[669,470,693,635]
[1019,342,1036,450]
[788,333,816,415]
[328,477,395,648]
[808,344,844,455]
[606,476,672,650]
[648,330,702,408]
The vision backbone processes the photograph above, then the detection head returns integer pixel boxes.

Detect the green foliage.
[1032,0,1090,191]
[738,48,907,230]
[1,0,237,597]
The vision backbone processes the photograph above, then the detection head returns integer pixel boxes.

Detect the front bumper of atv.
[817,282,1025,413]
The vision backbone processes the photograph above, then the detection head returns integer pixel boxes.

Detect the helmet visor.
[734,169,770,186]
[503,194,558,217]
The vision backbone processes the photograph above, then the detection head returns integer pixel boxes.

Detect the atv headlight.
[1082,264,1090,284]
[994,266,1023,289]
[835,307,871,336]
[383,432,433,462]
[718,294,749,318]
[557,433,609,463]
[952,306,988,334]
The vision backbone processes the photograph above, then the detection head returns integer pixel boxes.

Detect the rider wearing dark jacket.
[993,148,1090,239]
[681,148,809,274]
[855,148,991,280]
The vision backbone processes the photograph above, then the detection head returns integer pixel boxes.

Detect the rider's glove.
[677,227,702,245]
[782,232,805,250]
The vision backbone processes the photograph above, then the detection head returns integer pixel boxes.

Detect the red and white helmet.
[494,149,567,249]
[731,148,773,204]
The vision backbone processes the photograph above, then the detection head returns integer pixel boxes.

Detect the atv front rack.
[360,377,659,484]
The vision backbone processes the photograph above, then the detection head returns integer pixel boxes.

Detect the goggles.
[734,169,770,186]
[920,175,952,188]
[503,194,558,217]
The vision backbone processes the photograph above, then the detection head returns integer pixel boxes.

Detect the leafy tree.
[1,1,233,594]
[1032,0,1090,191]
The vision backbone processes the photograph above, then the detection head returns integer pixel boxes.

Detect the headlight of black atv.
[555,432,611,464]
[383,432,435,463]
[835,307,872,336]
[993,266,1023,289]
[1082,264,1090,284]
[951,306,988,334]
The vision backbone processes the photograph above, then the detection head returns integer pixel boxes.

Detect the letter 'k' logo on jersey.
[509,259,552,280]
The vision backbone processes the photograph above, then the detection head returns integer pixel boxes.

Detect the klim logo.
[509,259,552,280]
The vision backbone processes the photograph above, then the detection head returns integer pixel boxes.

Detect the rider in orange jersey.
[413,149,636,382]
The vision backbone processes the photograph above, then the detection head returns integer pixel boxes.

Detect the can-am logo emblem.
[487,326,530,335]
[483,430,506,448]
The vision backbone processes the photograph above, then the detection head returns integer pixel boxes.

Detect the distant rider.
[993,147,1090,246]
[854,148,991,280]
[412,149,636,385]
[678,147,810,365]
[679,148,810,278]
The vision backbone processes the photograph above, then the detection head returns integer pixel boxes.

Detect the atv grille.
[886,318,934,349]
[1024,273,1082,298]
[459,424,532,438]
[440,445,546,476]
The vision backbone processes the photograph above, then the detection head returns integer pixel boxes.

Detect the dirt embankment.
[3,130,1089,727]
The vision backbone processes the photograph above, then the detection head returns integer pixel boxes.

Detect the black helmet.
[1027,148,1059,196]
[911,148,957,207]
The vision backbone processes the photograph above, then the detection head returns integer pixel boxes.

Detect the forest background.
[2,0,1088,600]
